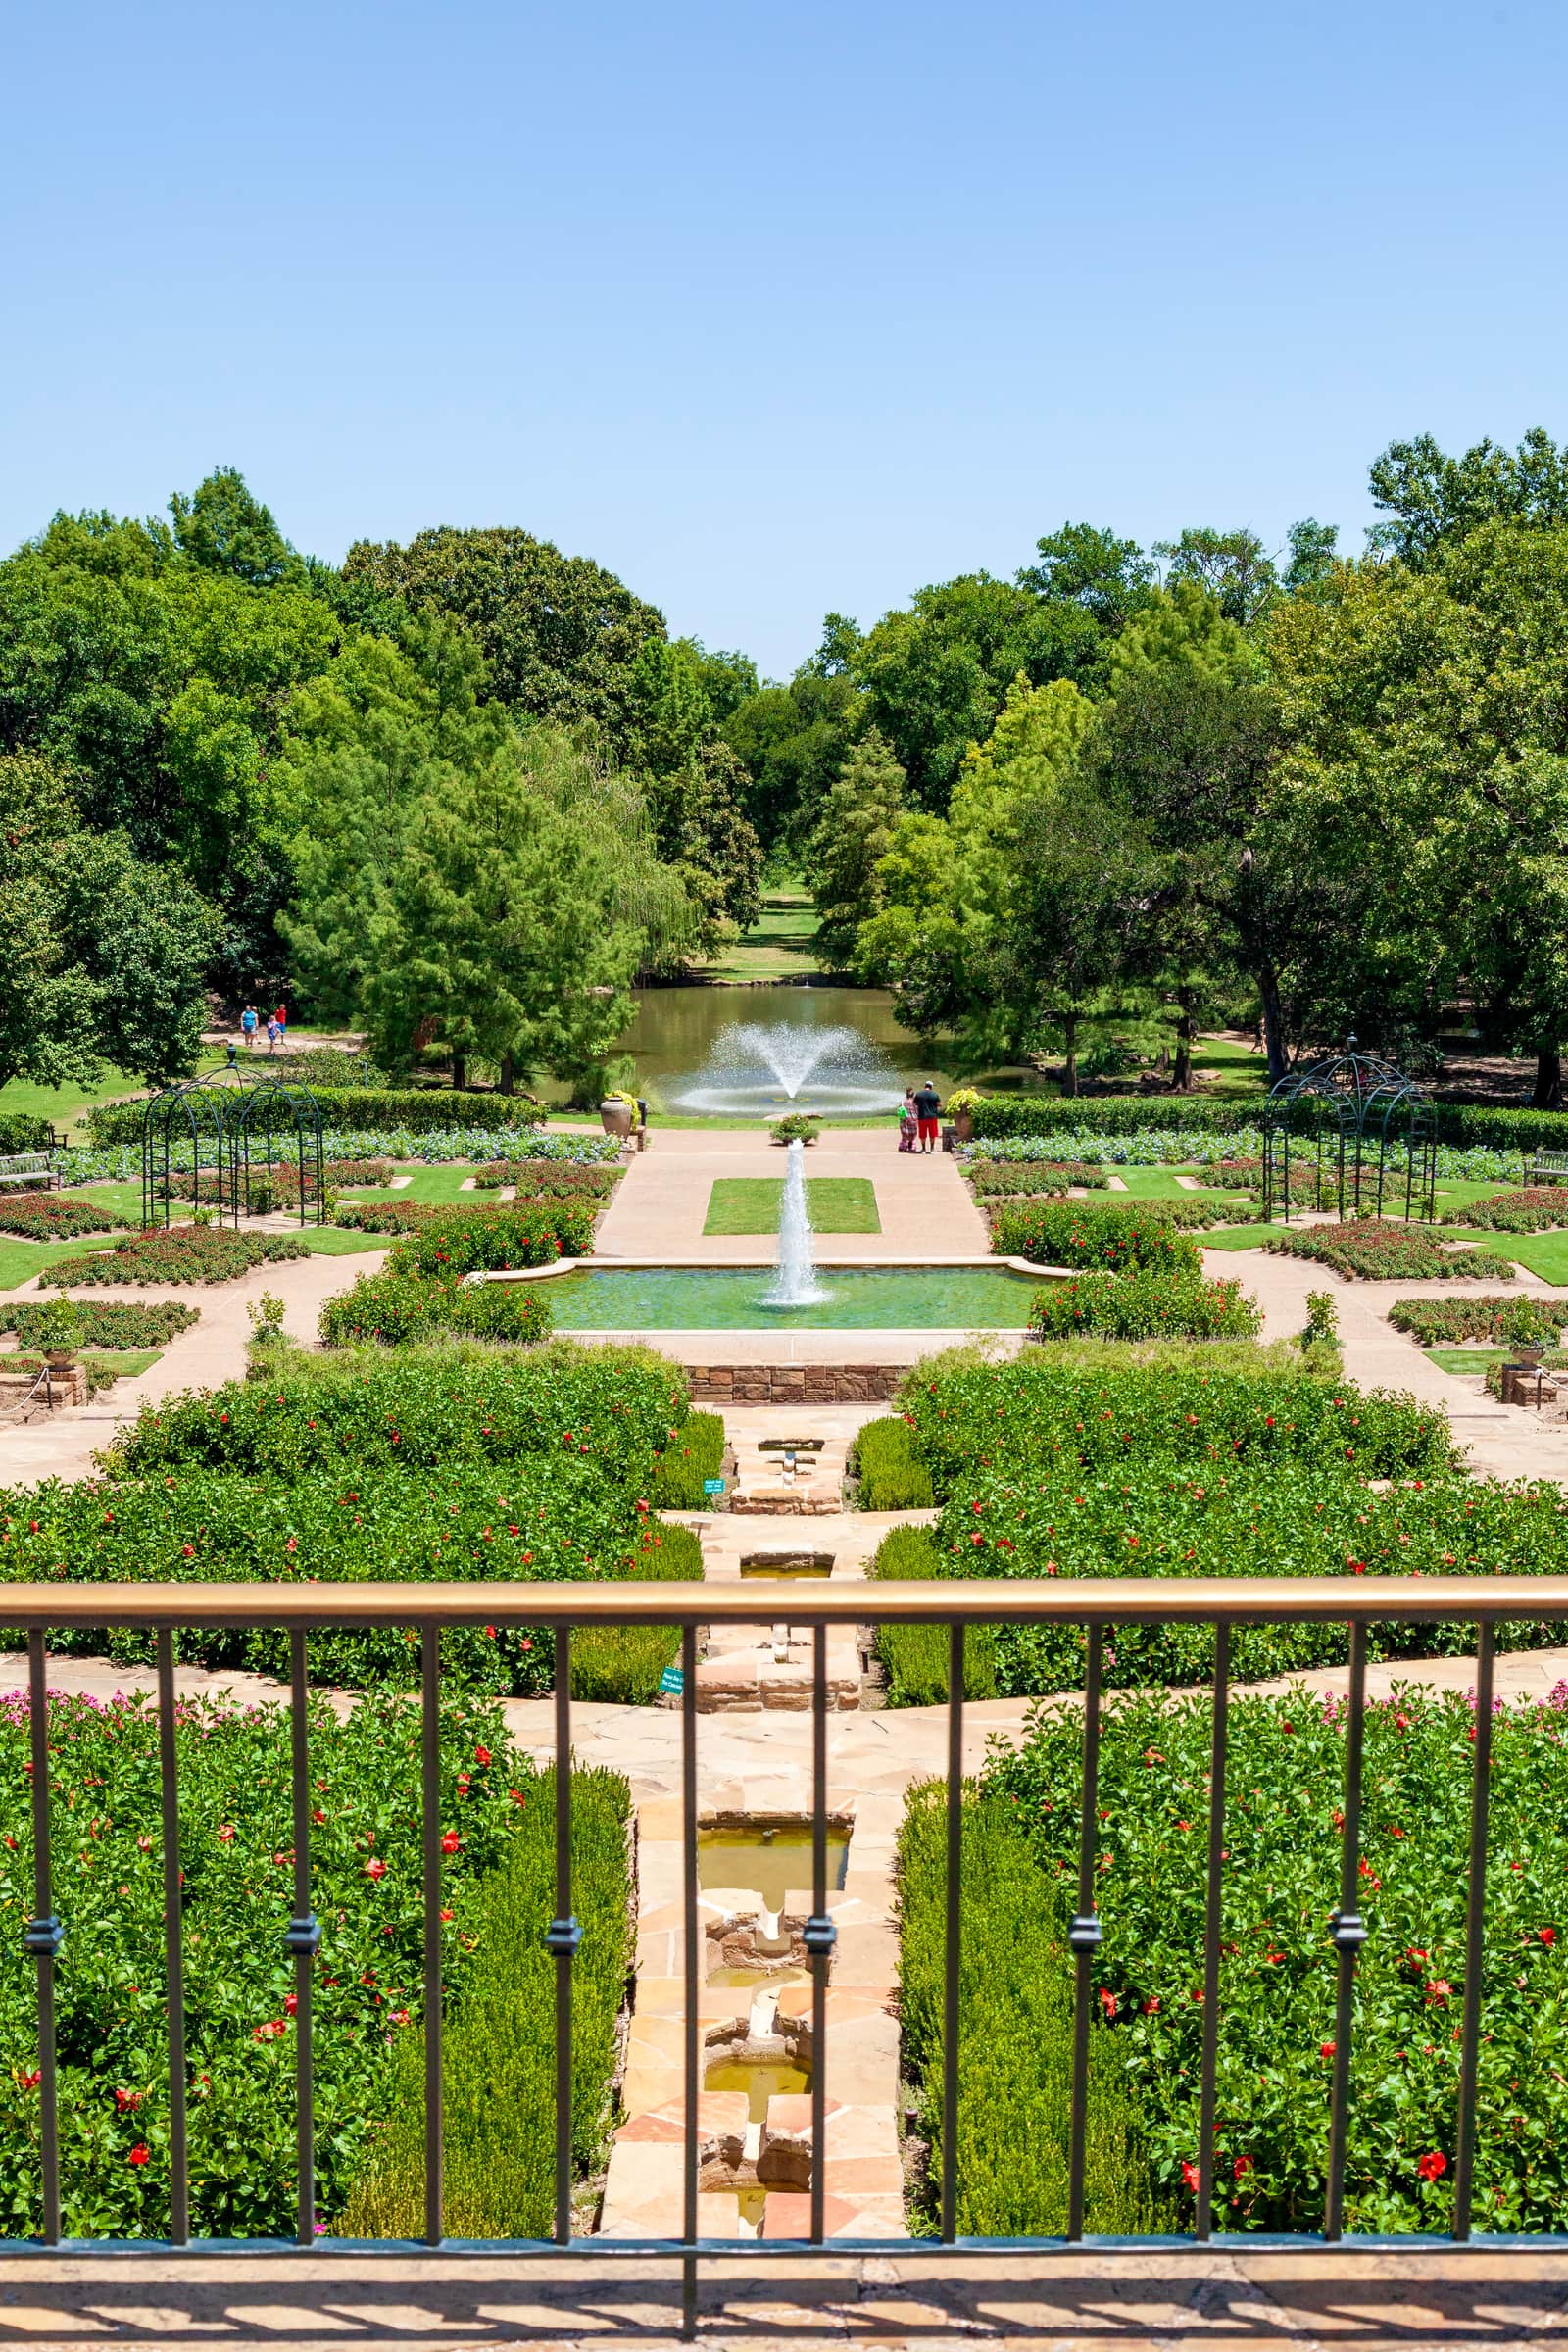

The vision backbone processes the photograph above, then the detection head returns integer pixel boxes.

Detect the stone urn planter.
[951,1108,974,1143]
[600,1099,634,1140]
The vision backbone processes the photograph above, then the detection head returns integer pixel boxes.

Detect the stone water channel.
[598,1401,912,2241]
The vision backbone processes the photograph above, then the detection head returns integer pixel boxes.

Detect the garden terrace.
[2,1571,1565,2303]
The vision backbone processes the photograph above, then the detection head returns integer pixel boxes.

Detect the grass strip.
[702,1176,881,1235]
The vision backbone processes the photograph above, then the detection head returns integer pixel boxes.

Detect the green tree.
[809,730,906,967]
[1283,518,1340,597]
[0,751,217,1094]
[1366,427,1568,566]
[1108,580,1264,694]
[722,665,862,849]
[1152,527,1279,625]
[341,525,666,756]
[168,467,297,586]
[1017,523,1156,631]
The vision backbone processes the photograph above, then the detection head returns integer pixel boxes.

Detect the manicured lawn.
[703,1176,881,1235]
[1442,1228,1568,1287]
[1426,1347,1507,1373]
[296,1228,393,1256]
[0,1236,124,1292]
[695,878,823,982]
[1109,1167,1208,1198]
[337,1165,472,1204]
[1197,1223,1281,1251]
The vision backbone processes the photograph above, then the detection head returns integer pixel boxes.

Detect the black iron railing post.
[940,1620,965,2245]
[421,1620,443,2248]
[1454,1621,1496,2240]
[1326,1621,1369,2240]
[1066,1622,1103,2242]
[681,1621,699,2339]
[285,1627,321,2248]
[24,1629,63,2247]
[547,1627,582,2248]
[807,1621,836,2244]
[1194,1622,1230,2243]
[156,1629,189,2245]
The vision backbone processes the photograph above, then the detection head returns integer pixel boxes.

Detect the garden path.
[594,1128,988,1265]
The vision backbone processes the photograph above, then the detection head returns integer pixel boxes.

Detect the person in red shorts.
[913,1079,941,1152]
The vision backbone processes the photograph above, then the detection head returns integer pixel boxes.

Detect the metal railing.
[8,1573,1568,2326]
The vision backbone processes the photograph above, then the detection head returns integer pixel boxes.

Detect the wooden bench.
[1529,1150,1568,1186]
[0,1152,60,1192]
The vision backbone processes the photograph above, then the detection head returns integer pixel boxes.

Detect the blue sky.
[4,0,1564,675]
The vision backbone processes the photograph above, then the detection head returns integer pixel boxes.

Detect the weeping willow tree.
[277,625,697,1091]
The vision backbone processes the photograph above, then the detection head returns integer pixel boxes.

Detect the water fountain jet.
[761,1140,827,1309]
[673,1020,901,1117]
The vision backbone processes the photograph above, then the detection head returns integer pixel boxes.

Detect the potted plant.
[600,1089,638,1140]
[947,1088,981,1144]
[769,1113,821,1146]
[33,1298,83,1371]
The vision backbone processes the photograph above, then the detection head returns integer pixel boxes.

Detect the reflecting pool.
[545,1265,1040,1329]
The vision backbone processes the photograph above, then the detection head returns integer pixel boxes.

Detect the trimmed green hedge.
[649,1412,726,1509]
[969,1091,1568,1155]
[318,1269,555,1348]
[86,1088,549,1146]
[338,1760,632,2237]
[334,1200,598,1262]
[0,1113,53,1153]
[898,1781,1161,2235]
[852,1417,934,1509]
[869,1523,996,1704]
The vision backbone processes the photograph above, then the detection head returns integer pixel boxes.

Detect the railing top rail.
[1,1576,1566,1627]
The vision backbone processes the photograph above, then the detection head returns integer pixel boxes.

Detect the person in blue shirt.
[240,1005,258,1051]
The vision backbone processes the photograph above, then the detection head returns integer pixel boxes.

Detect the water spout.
[674,1020,901,1117]
[762,1140,826,1309]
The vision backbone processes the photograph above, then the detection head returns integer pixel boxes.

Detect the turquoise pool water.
[547,1265,1038,1329]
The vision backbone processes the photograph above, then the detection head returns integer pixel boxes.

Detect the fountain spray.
[761,1139,827,1308]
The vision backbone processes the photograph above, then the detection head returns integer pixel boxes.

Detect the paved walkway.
[595,1129,988,1265]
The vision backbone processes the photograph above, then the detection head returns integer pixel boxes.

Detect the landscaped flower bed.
[1263,1220,1517,1282]
[965,1160,1110,1197]
[39,1227,312,1287]
[1442,1187,1568,1233]
[0,1192,134,1241]
[0,1688,629,2240]
[471,1160,622,1199]
[0,1300,200,1348]
[1388,1295,1557,1348]
[333,1201,597,1265]
[989,1200,1203,1273]
[318,1267,554,1348]
[2,1345,695,1702]
[1028,1270,1261,1342]
[973,1687,1568,2233]
[858,1351,1568,1700]
[161,1159,393,1203]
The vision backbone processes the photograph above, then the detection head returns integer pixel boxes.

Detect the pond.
[544,1264,1040,1329]
[613,984,1045,1113]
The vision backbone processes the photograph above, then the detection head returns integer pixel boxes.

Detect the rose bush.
[0,1194,133,1242]
[990,1200,1204,1273]
[1028,1271,1261,1342]
[40,1228,312,1288]
[1263,1222,1516,1282]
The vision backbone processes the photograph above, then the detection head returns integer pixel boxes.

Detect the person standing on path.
[240,1004,258,1050]
[913,1079,941,1153]
[898,1089,917,1152]
[273,1004,288,1048]
[266,1015,279,1053]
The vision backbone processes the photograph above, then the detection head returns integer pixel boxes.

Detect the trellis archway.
[140,1069,326,1230]
[1259,1039,1437,1226]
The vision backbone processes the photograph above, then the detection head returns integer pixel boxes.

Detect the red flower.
[440,1831,461,1854]
[283,1993,298,2015]
[389,2008,411,2027]
[1099,1987,1117,2018]
[1417,2150,1447,2182]
[474,1745,491,1767]
[217,1825,236,1843]
[364,1857,387,1881]
[1233,2155,1252,2180]
[1181,2159,1200,2192]
[127,2143,150,2167]
[114,2087,144,2112]
[1542,1928,1557,1946]
[1320,2040,1336,2059]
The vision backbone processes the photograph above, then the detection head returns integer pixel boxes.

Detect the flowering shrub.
[471,1160,622,1199]
[769,1114,821,1145]
[0,1689,627,2239]
[0,1192,133,1241]
[333,1202,597,1266]
[965,1160,1111,1197]
[39,1227,312,1288]
[1442,1188,1568,1233]
[161,1160,392,1205]
[982,1687,1568,2232]
[647,1412,727,1509]
[1264,1222,1517,1283]
[1,1302,201,1350]
[1028,1270,1261,1342]
[318,1269,554,1349]
[989,1200,1203,1274]
[1388,1296,1554,1348]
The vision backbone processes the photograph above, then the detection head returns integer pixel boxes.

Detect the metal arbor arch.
[140,1069,326,1230]
[1259,1040,1438,1227]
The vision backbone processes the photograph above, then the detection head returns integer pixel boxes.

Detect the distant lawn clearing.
[703,1177,881,1236]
